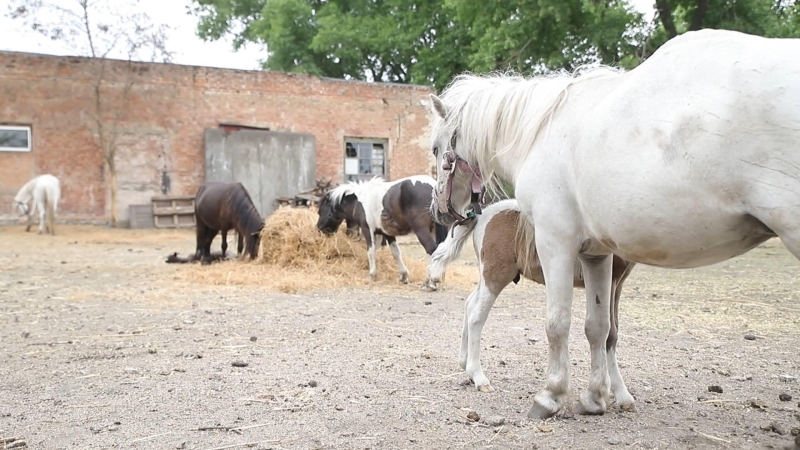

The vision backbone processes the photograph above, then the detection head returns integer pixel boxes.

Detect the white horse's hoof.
[528,391,562,420]
[399,273,409,284]
[477,384,495,393]
[368,274,377,282]
[618,402,636,412]
[576,391,607,416]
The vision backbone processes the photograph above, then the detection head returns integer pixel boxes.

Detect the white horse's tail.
[422,220,478,291]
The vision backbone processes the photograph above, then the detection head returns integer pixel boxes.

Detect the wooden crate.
[152,195,196,229]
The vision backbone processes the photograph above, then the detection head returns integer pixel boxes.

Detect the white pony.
[13,174,61,235]
[427,29,800,419]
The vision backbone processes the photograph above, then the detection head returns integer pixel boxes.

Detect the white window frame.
[0,125,32,152]
[343,137,389,182]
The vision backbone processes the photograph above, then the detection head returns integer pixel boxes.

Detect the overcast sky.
[0,0,657,71]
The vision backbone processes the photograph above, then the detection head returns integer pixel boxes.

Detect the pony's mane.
[435,66,622,200]
[327,177,386,207]
[230,185,263,233]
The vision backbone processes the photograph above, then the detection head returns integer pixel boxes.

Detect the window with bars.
[344,138,387,182]
[0,125,31,152]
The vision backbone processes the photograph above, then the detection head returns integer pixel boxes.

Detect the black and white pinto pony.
[13,174,61,235]
[423,199,635,399]
[316,176,449,283]
[427,29,800,420]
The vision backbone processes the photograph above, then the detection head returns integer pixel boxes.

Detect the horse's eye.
[450,134,457,149]
[432,146,438,157]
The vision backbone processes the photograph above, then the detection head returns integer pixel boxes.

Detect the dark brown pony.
[194,182,264,265]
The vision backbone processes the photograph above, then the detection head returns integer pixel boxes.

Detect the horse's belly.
[606,215,774,269]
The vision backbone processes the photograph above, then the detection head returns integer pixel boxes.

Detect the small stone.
[762,423,775,431]
[779,375,798,383]
[308,380,318,388]
[423,301,432,306]
[537,424,553,433]
[183,319,194,325]
[176,442,187,450]
[231,360,248,367]
[108,425,119,431]
[708,385,723,394]
[772,423,788,435]
[20,331,30,339]
[716,368,731,377]
[750,398,767,409]
[124,367,139,375]
[335,406,344,411]
[780,393,793,402]
[744,334,757,341]
[528,337,540,344]
[790,427,799,437]
[147,348,157,354]
[484,415,505,427]
[607,436,621,445]
[466,411,480,422]
[250,336,258,342]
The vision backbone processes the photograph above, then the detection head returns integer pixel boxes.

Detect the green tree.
[649,0,800,55]
[190,0,469,88]
[447,0,647,73]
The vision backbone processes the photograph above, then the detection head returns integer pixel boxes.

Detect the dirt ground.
[1,225,799,450]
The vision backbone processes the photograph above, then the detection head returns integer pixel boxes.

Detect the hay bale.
[168,206,478,293]
[257,207,362,267]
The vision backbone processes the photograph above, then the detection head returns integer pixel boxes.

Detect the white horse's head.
[427,94,483,227]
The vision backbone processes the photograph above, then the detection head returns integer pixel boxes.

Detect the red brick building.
[0,51,436,224]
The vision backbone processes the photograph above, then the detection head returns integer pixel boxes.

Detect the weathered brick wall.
[0,52,436,224]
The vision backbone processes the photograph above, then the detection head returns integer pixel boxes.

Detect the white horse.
[13,174,61,235]
[427,29,800,419]
[423,199,635,395]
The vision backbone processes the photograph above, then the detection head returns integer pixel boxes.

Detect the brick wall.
[0,51,437,223]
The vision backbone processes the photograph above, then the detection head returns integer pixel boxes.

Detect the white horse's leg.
[367,231,378,281]
[459,288,479,370]
[575,255,613,415]
[465,280,500,392]
[386,236,409,284]
[607,279,635,411]
[36,198,46,235]
[527,232,578,419]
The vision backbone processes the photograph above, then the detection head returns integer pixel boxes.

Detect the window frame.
[0,125,32,152]
[343,137,389,182]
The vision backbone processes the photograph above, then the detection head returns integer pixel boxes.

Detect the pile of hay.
[257,207,434,281]
[171,206,477,293]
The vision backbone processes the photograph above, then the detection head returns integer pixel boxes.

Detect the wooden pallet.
[152,195,196,229]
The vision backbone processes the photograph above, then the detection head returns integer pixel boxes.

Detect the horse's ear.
[428,94,448,119]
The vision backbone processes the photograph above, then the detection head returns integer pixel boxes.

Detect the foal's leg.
[465,278,509,392]
[221,231,228,257]
[607,276,635,411]
[384,236,409,284]
[575,254,613,416]
[459,289,479,371]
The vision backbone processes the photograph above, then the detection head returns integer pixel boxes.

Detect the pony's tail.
[421,219,477,291]
[434,223,449,247]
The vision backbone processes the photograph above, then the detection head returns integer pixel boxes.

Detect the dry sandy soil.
[1,225,799,450]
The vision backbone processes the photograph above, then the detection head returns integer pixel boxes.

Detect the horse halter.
[441,150,486,233]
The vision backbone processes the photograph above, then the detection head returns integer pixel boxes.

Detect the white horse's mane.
[327,176,386,207]
[434,66,623,199]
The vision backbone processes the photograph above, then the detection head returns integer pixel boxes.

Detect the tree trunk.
[655,0,678,39]
[689,0,710,31]
[108,164,118,227]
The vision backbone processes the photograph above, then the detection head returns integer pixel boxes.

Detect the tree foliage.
[196,1,800,91]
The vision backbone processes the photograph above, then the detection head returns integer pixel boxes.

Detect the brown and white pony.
[423,199,636,409]
[194,182,264,265]
[316,176,449,283]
